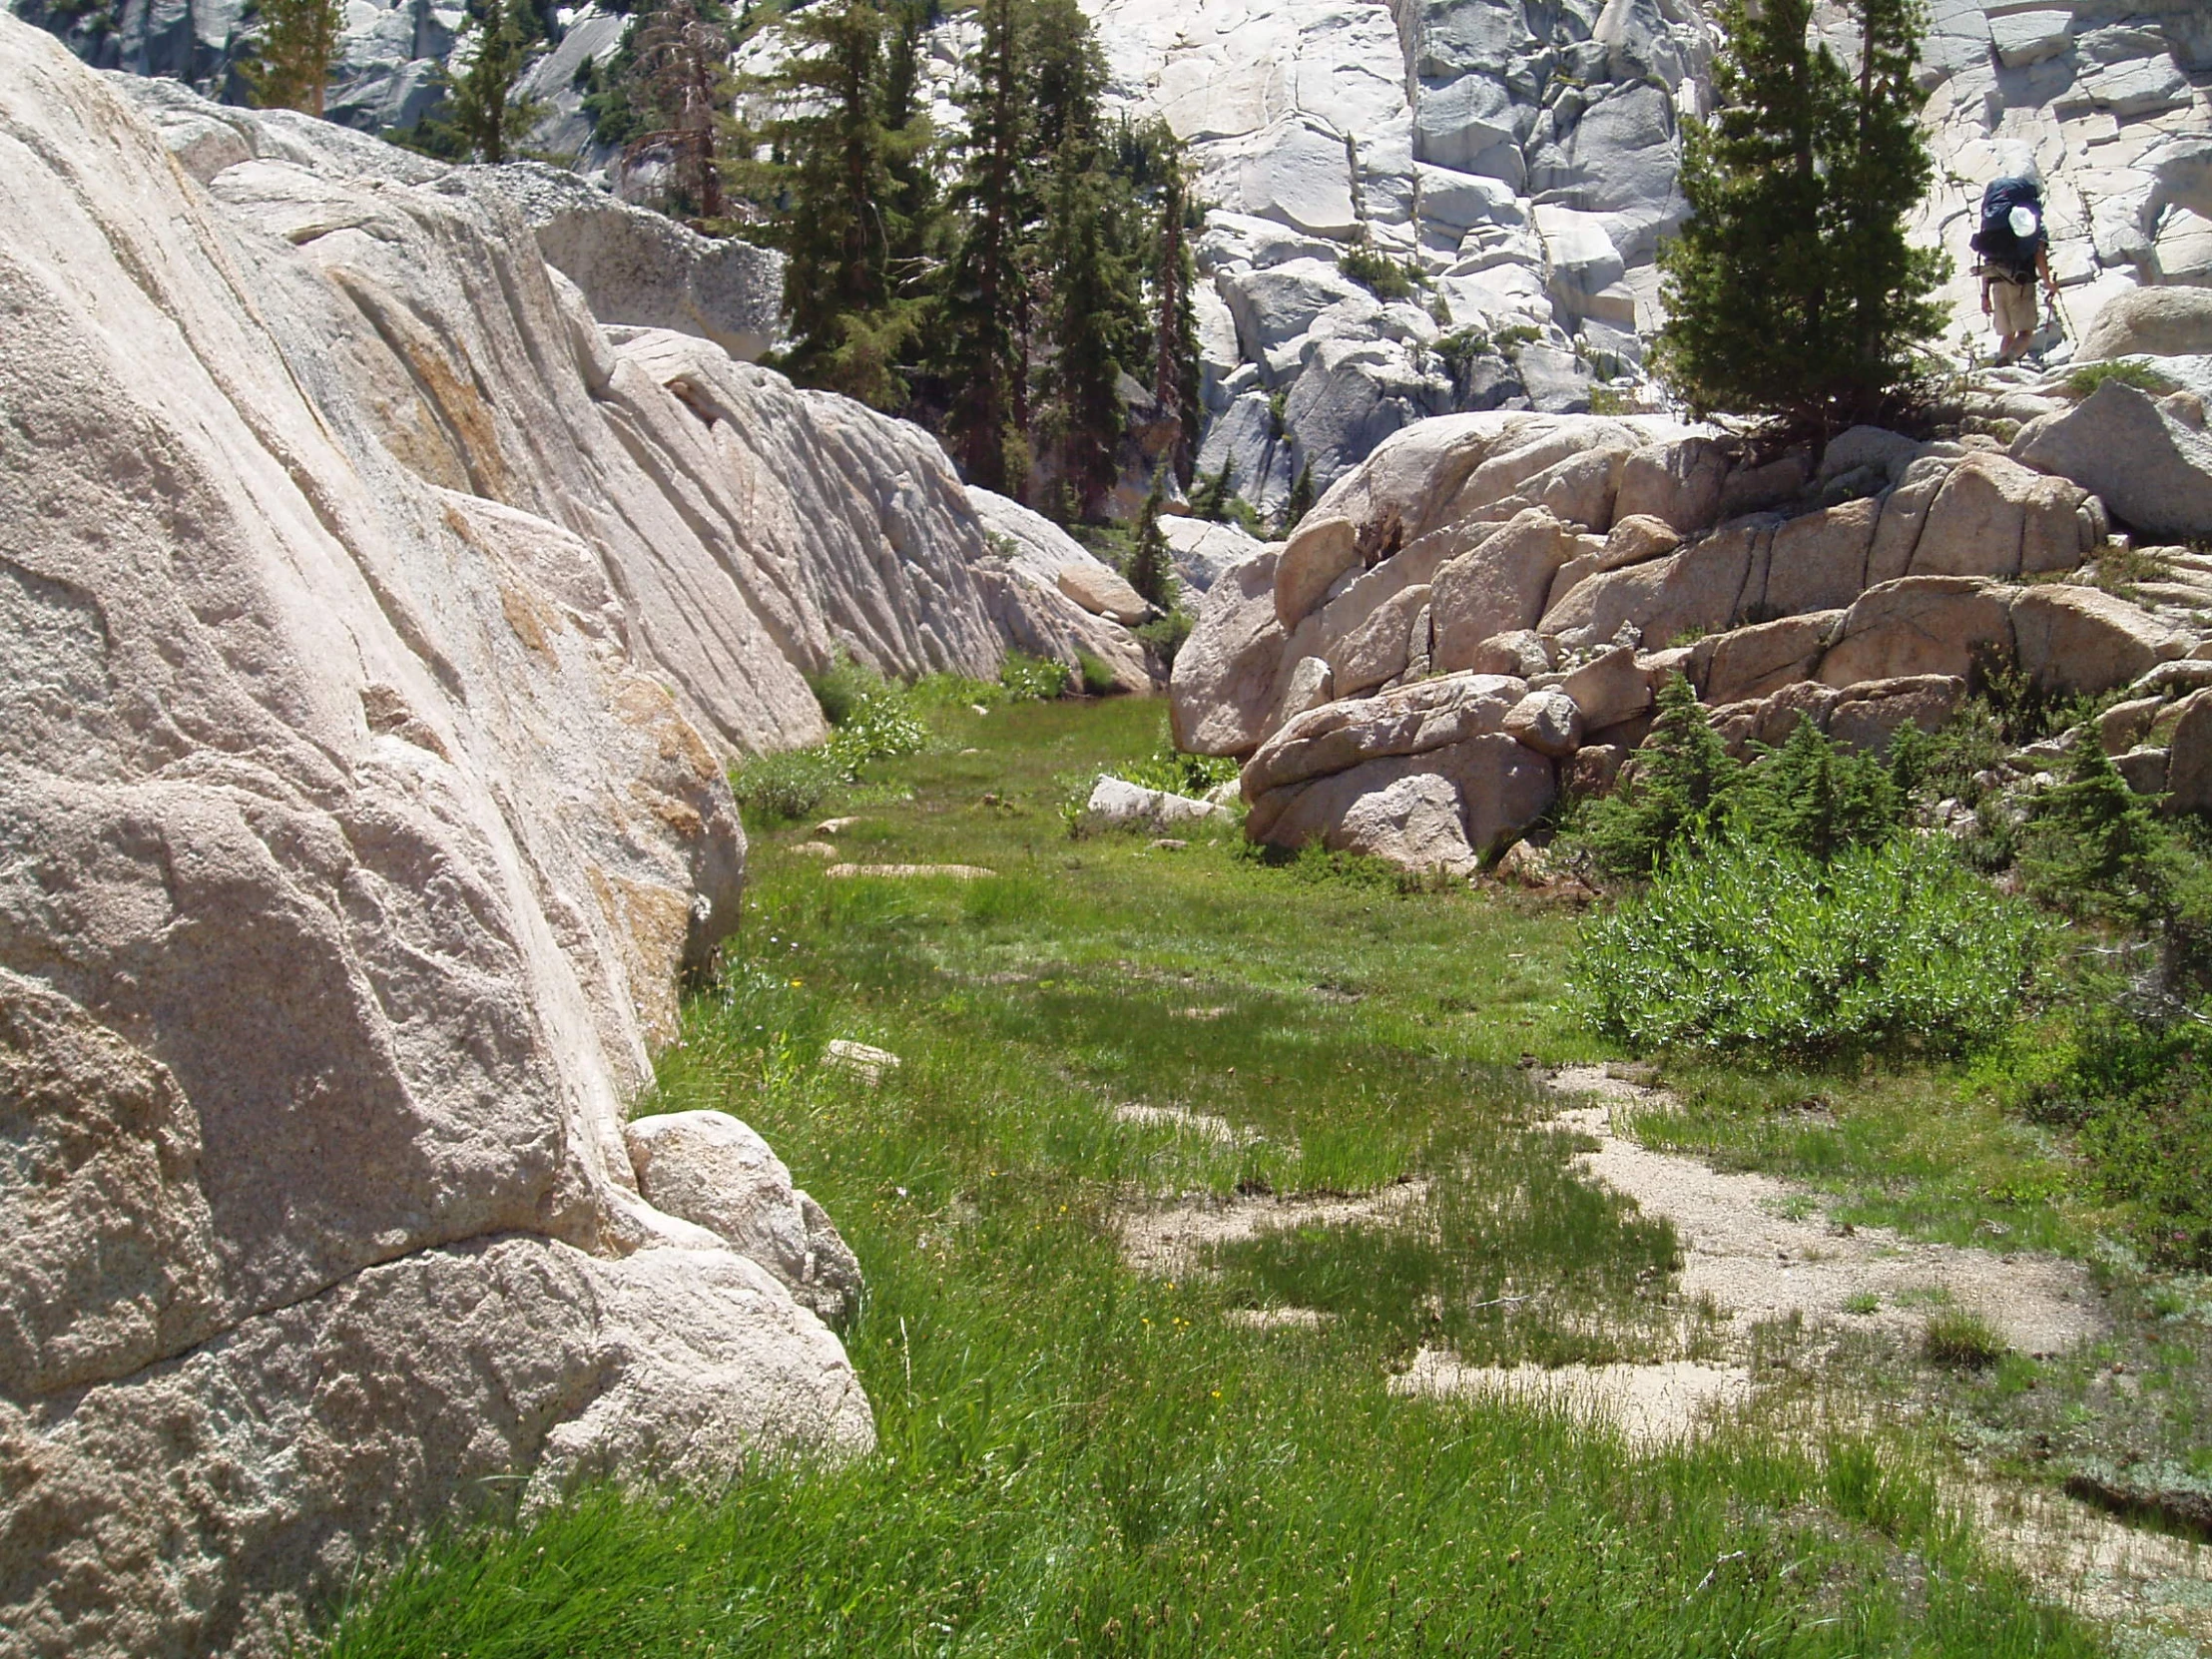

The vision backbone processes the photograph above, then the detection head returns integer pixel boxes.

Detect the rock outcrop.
[17,0,2212,519]
[0,26,1139,1656]
[1173,397,2212,876]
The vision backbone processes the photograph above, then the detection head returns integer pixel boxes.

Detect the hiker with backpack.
[1973,174,2060,365]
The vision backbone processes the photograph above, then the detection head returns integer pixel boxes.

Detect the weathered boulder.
[1695,610,1842,706]
[1463,627,1555,678]
[1430,509,1573,669]
[1170,549,1287,756]
[1819,577,2015,687]
[1557,643,1652,730]
[2008,584,2189,696]
[466,163,784,361]
[1246,734,1555,860]
[1613,434,1729,534]
[2078,285,2212,361]
[967,488,1153,692]
[2161,688,2212,815]
[2014,377,2212,541]
[1241,672,1525,798]
[1908,452,2103,580]
[1324,579,1433,695]
[1763,497,1880,616]
[625,1112,863,1329]
[1080,776,1234,834]
[1331,774,1483,878]
[1503,688,1583,757]
[1539,516,1758,650]
[1826,675,1967,755]
[1160,515,1268,592]
[1057,561,1153,624]
[1599,512,1682,569]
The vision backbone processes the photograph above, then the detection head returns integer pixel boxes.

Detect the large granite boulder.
[2014,377,2212,541]
[2079,285,2212,361]
[466,163,785,362]
[0,25,1018,1652]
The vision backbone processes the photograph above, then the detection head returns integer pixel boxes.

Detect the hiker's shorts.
[1990,276,2038,335]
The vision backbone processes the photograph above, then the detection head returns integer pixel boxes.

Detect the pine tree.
[1582,675,1740,875]
[246,0,344,116]
[732,0,926,407]
[626,0,733,221]
[1041,139,1138,518]
[939,0,1033,493]
[1651,0,1946,429]
[443,0,548,165]
[1126,465,1173,611]
[1152,153,1204,488]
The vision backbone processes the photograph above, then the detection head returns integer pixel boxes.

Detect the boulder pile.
[1172,392,2212,877]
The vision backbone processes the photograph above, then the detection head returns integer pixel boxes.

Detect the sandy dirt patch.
[1225,1307,1336,1333]
[1390,1353,1754,1447]
[1112,1102,1253,1145]
[1119,1178,1430,1276]
[1548,1065,2102,1357]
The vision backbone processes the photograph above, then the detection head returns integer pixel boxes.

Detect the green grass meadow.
[324,697,2113,1658]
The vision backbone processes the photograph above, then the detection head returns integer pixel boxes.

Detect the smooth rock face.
[1819,578,2015,687]
[467,163,784,361]
[1171,550,1288,756]
[625,1112,864,1329]
[2079,285,2212,361]
[2015,377,2212,541]
[0,28,1036,1652]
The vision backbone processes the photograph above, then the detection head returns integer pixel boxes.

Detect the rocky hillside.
[1169,352,2212,877]
[17,0,2208,517]
[0,15,1147,1654]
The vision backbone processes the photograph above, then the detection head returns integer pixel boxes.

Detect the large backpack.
[1970,176,2045,280]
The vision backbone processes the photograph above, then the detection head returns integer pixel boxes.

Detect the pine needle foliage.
[730,0,932,407]
[1125,466,1173,612]
[1579,675,1741,875]
[244,0,344,116]
[1651,0,1947,429]
[441,0,548,165]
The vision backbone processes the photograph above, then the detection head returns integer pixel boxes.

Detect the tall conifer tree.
[939,0,1032,493]
[733,0,922,407]
[246,0,344,115]
[443,0,547,165]
[1652,0,1945,429]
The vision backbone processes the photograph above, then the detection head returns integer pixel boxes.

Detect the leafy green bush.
[1075,651,1120,697]
[729,748,850,823]
[999,652,1073,701]
[1133,608,1195,669]
[1116,724,1241,799]
[806,656,885,729]
[1573,836,2044,1062]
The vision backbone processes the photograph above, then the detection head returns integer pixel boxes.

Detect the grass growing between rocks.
[324,699,2109,1658]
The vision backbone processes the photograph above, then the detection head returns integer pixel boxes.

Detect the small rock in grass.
[790,840,839,857]
[825,1039,901,1086]
[815,817,860,835]
[825,862,997,879]
[1148,836,1189,850]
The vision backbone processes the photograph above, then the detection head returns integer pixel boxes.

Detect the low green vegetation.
[1338,245,1428,301]
[325,696,2114,1659]
[1575,834,2043,1062]
[2060,360,2180,401]
[730,654,1070,823]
